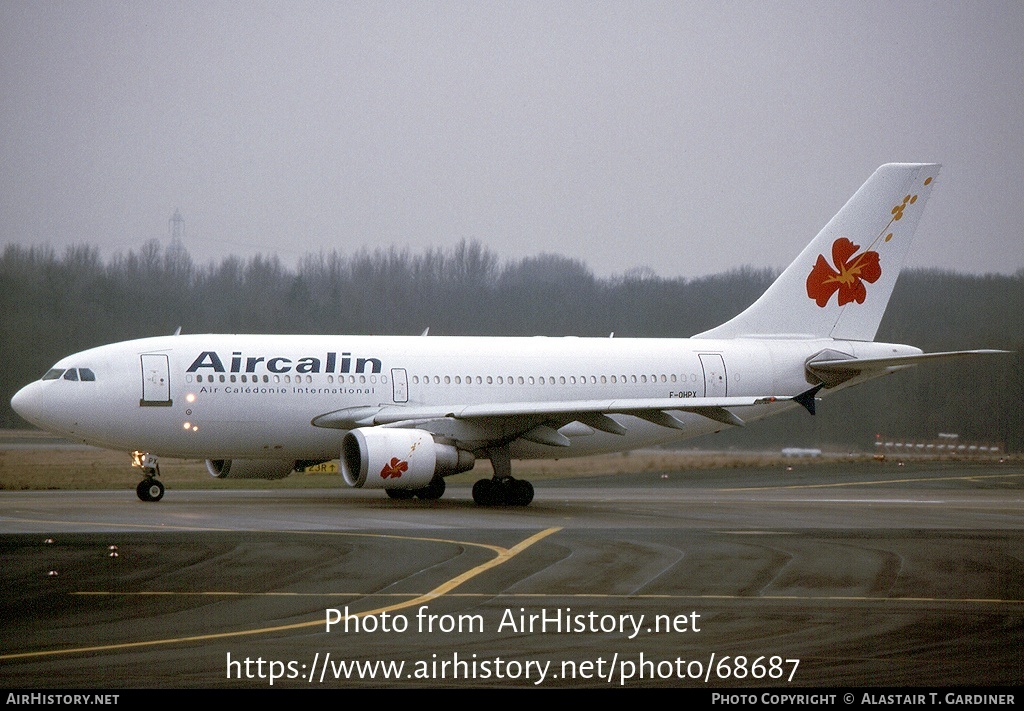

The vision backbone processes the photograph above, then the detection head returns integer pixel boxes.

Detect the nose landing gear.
[136,477,165,502]
[132,451,165,502]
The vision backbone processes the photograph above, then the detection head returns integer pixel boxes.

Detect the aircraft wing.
[807,349,1010,387]
[312,394,789,447]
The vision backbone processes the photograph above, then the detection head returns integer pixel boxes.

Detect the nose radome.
[11,382,44,427]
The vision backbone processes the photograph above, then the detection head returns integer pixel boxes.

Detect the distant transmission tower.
[169,208,185,245]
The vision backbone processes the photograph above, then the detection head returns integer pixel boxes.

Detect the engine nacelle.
[206,458,295,480]
[341,427,475,489]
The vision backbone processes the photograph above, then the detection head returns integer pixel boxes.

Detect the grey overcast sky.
[1,1,1022,278]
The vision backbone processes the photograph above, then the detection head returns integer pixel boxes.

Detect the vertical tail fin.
[696,163,940,341]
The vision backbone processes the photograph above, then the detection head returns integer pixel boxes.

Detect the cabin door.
[699,353,728,397]
[140,353,172,406]
[391,368,409,403]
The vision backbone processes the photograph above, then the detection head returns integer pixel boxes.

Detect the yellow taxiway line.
[0,527,561,661]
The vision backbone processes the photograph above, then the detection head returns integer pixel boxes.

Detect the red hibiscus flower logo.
[806,238,881,308]
[380,457,408,480]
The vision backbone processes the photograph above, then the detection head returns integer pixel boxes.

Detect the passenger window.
[42,369,64,380]
[63,369,79,381]
[79,368,96,381]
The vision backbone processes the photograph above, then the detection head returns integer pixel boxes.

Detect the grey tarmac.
[1,461,1021,687]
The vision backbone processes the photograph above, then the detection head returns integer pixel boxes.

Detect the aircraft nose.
[11,382,45,427]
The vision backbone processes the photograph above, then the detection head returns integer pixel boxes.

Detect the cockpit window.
[41,367,96,382]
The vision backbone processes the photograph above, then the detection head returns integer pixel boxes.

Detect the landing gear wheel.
[137,477,164,502]
[416,476,446,500]
[511,479,534,506]
[472,478,495,506]
[385,488,416,500]
[473,477,533,506]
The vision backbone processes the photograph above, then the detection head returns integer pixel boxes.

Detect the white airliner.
[10,164,1004,505]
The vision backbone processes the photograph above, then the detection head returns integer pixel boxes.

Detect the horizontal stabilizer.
[807,349,1010,387]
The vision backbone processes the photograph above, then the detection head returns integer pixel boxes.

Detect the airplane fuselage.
[12,333,919,461]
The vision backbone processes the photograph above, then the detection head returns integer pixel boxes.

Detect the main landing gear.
[132,451,165,502]
[385,475,446,500]
[472,446,534,506]
[472,477,534,506]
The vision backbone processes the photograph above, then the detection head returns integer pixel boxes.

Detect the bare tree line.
[2,240,1020,450]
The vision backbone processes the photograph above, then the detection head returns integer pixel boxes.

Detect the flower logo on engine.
[805,237,881,308]
[380,457,409,480]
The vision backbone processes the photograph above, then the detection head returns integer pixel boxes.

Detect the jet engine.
[341,427,474,489]
[206,458,295,480]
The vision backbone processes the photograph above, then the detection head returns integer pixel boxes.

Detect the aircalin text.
[186,351,383,375]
